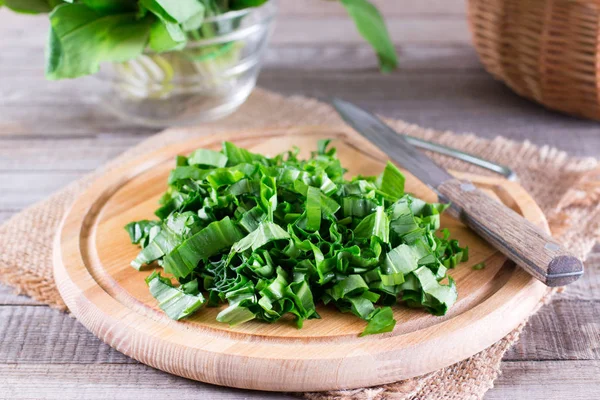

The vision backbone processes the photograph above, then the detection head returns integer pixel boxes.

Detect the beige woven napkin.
[1,88,599,399]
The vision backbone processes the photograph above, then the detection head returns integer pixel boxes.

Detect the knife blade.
[332,98,583,287]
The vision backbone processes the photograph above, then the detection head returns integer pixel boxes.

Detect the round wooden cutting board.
[54,126,548,392]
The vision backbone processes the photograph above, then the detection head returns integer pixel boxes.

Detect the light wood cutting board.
[53,126,548,392]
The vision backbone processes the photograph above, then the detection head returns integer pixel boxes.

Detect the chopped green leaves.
[126,140,468,336]
[188,148,228,168]
[305,186,322,231]
[146,271,205,320]
[162,216,243,278]
[472,262,486,270]
[361,306,396,336]
[379,161,405,200]
[230,221,289,253]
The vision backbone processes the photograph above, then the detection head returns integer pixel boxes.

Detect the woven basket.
[467,0,600,120]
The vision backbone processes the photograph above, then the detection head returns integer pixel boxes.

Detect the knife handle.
[438,179,583,287]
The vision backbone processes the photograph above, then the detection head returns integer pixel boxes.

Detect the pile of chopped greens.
[125,141,468,336]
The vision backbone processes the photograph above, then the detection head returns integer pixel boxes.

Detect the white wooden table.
[1,2,599,399]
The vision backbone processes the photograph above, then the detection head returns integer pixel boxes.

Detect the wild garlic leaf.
[379,161,405,200]
[140,0,204,24]
[339,0,399,73]
[360,306,396,336]
[162,216,243,278]
[228,0,269,10]
[81,0,138,14]
[146,271,206,320]
[148,19,186,52]
[1,0,56,14]
[46,3,152,79]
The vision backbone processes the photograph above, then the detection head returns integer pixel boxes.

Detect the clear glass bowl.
[95,3,277,127]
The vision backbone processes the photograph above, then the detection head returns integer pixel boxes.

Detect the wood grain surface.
[1,2,599,398]
[53,126,548,391]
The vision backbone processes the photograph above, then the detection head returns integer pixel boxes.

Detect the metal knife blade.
[332,98,453,193]
[331,97,584,287]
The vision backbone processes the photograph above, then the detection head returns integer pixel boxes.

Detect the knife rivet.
[545,242,560,251]
[460,182,477,192]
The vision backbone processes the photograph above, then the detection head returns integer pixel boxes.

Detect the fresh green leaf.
[231,221,290,253]
[46,3,153,79]
[216,282,257,325]
[330,274,368,300]
[188,148,228,168]
[379,161,405,200]
[472,262,486,270]
[125,219,160,245]
[2,0,55,14]
[383,244,419,282]
[147,271,205,320]
[340,0,399,72]
[343,197,376,217]
[82,0,138,14]
[181,10,204,31]
[412,266,457,315]
[140,0,204,24]
[223,141,264,165]
[228,0,268,10]
[163,216,243,278]
[354,205,389,243]
[148,19,186,52]
[360,306,396,336]
[305,186,322,232]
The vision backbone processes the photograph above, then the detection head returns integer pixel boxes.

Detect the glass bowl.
[95,3,277,127]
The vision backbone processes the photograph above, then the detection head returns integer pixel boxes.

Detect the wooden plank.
[0,137,143,171]
[0,363,294,400]
[487,361,600,399]
[270,17,470,46]
[0,68,598,158]
[1,299,598,364]
[0,361,597,399]
[279,0,467,16]
[0,171,84,210]
[0,108,151,136]
[0,211,15,224]
[0,60,488,107]
[264,44,482,71]
[0,44,484,71]
[1,105,599,175]
[560,252,600,301]
[1,104,599,159]
[0,16,470,49]
[256,70,600,158]
[504,299,600,361]
[0,306,134,364]
[0,285,43,306]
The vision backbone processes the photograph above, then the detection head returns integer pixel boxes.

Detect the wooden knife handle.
[438,179,583,287]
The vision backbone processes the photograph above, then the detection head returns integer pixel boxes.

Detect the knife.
[332,98,583,287]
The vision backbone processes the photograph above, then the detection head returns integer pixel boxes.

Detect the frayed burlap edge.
[1,88,599,399]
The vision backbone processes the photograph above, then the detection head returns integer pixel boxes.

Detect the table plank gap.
[1,299,598,364]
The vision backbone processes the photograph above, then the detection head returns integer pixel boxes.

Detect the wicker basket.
[467,0,600,120]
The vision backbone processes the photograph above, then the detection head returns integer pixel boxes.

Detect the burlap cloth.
[1,88,599,399]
